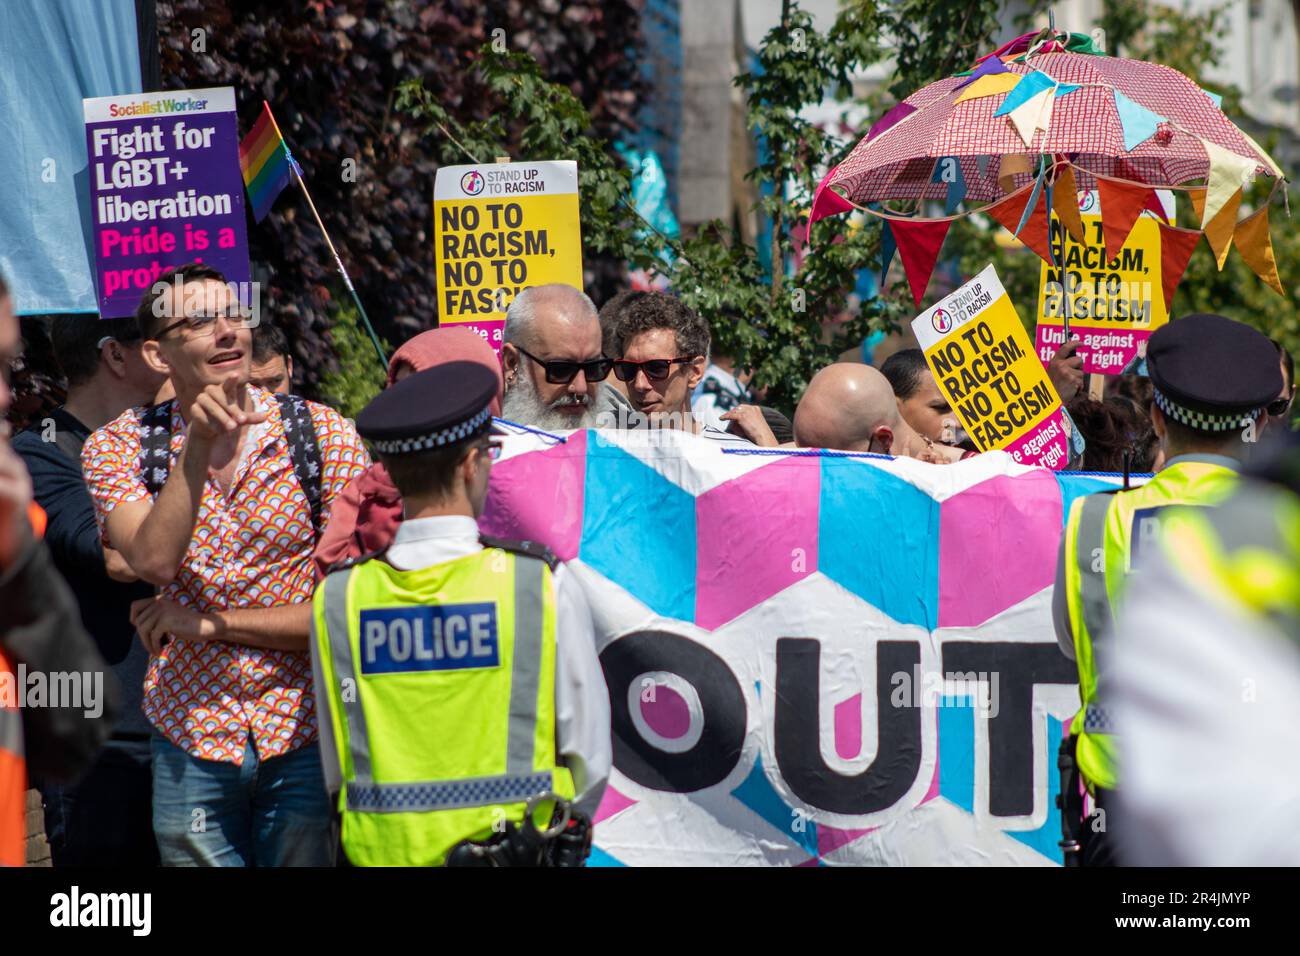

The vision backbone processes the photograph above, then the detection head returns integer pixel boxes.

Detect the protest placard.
[84,87,252,319]
[914,265,1069,470]
[433,161,583,353]
[1035,190,1170,375]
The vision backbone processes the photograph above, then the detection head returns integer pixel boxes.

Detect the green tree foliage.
[317,299,390,419]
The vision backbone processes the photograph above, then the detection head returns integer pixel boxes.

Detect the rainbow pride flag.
[239,101,301,222]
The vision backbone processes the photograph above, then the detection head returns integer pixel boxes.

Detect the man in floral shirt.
[83,263,370,866]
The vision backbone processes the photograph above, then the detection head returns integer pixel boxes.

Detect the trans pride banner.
[481,428,1127,866]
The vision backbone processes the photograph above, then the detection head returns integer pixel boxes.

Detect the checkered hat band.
[346,771,552,813]
[1152,388,1256,434]
[371,404,493,454]
[1083,702,1116,734]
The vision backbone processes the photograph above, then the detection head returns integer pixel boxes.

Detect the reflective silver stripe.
[505,557,545,774]
[0,706,22,757]
[1083,702,1116,734]
[1075,494,1116,646]
[346,770,552,813]
[322,568,372,782]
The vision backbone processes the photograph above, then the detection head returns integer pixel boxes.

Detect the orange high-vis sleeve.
[27,502,46,540]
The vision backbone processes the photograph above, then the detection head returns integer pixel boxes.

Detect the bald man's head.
[794,363,913,454]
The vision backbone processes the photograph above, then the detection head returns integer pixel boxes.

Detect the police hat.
[356,361,504,455]
[1146,313,1283,432]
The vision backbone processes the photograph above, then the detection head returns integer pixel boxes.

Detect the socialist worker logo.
[1078,192,1097,213]
[931,307,953,334]
[460,170,485,196]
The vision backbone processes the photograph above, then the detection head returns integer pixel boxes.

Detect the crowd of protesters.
[0,259,1294,867]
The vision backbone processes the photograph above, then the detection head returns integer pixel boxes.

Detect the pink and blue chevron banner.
[482,428,1126,866]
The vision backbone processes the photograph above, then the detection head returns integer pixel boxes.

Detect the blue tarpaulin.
[0,0,142,314]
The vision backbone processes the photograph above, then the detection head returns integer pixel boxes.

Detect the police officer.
[1051,313,1283,866]
[1111,437,1300,865]
[310,362,611,866]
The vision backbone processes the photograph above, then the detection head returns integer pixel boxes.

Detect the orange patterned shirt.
[83,386,370,764]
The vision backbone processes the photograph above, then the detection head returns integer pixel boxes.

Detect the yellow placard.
[433,161,583,351]
[1035,206,1167,375]
[914,265,1069,468]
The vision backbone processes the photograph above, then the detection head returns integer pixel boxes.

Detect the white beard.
[502,369,597,431]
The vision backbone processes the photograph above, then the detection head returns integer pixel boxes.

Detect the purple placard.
[83,87,252,318]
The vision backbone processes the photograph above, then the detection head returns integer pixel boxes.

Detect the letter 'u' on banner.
[433,160,583,355]
[912,264,1069,470]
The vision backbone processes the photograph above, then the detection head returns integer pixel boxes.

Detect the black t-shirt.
[13,408,153,736]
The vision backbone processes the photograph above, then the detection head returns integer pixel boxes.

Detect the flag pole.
[290,166,388,368]
[259,101,387,369]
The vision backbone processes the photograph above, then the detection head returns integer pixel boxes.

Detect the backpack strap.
[275,393,325,537]
[134,393,324,537]
[478,533,559,572]
[137,400,176,498]
[321,546,389,578]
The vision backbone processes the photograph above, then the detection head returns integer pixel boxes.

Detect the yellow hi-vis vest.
[1157,480,1300,633]
[312,546,575,867]
[1064,455,1240,791]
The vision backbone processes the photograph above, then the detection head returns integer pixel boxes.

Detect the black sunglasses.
[516,346,612,384]
[612,356,698,383]
[1267,395,1294,418]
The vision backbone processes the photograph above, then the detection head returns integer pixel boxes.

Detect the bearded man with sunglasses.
[501,285,611,431]
[81,262,371,866]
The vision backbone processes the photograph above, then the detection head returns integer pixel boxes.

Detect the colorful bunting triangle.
[1233,206,1284,295]
[931,157,967,215]
[1112,90,1165,151]
[1203,187,1242,269]
[1007,86,1055,146]
[1141,190,1170,222]
[984,181,1053,266]
[1238,128,1283,178]
[1156,222,1202,312]
[1201,139,1256,227]
[954,54,1009,90]
[993,70,1056,116]
[1016,164,1046,237]
[1097,177,1152,263]
[998,153,1033,193]
[955,72,1021,104]
[1051,166,1086,243]
[867,102,917,142]
[809,166,855,225]
[879,219,897,289]
[1189,187,1206,222]
[889,217,952,309]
